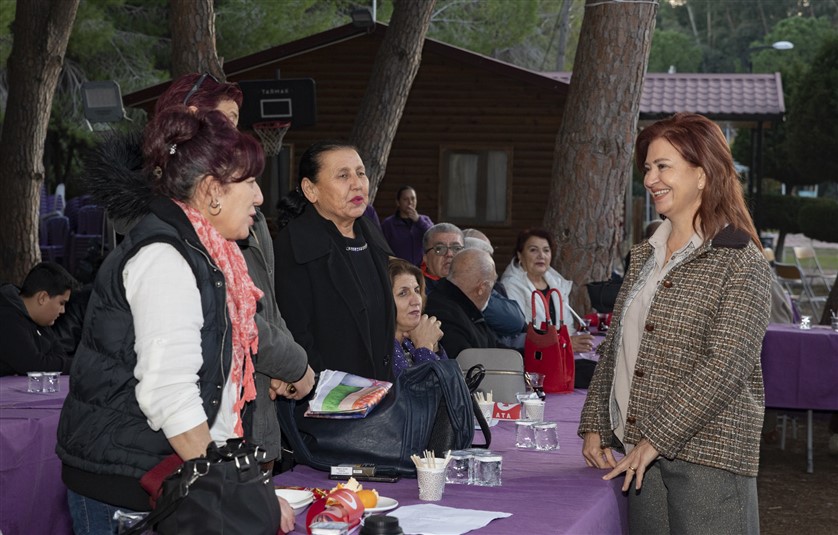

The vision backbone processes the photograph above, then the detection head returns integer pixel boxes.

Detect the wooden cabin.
[125,22,570,262]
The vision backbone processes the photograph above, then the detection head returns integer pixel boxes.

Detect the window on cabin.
[440,147,511,225]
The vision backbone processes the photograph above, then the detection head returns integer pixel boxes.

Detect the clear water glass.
[27,372,44,393]
[534,422,560,451]
[43,372,60,393]
[445,450,472,485]
[799,316,811,330]
[515,420,536,448]
[472,453,502,487]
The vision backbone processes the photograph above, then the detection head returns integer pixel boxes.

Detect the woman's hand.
[582,432,617,469]
[277,496,296,534]
[409,314,443,351]
[269,366,315,401]
[290,366,315,399]
[571,333,595,353]
[603,438,659,491]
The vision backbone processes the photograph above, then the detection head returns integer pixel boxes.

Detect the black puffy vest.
[56,198,232,480]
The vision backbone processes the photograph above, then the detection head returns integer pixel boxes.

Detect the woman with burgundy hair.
[579,113,770,534]
[56,104,287,532]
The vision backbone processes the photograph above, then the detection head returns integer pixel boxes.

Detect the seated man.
[463,229,526,347]
[0,262,78,376]
[425,248,498,359]
[421,223,464,294]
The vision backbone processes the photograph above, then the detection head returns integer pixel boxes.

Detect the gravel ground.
[758,411,838,534]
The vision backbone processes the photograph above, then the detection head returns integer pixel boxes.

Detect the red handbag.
[524,289,575,394]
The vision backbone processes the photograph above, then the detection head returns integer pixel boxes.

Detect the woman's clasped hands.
[582,433,660,492]
[404,314,443,352]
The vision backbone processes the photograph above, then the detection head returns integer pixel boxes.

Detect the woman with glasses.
[501,228,595,353]
[275,141,395,381]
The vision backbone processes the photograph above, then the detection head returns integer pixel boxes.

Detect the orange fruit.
[356,489,379,508]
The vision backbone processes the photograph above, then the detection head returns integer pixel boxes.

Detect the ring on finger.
[628,466,637,471]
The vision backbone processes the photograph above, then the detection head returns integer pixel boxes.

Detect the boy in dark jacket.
[0,261,78,376]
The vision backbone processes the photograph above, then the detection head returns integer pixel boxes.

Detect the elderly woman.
[56,108,285,533]
[579,113,771,534]
[84,72,313,482]
[275,141,394,381]
[388,258,447,376]
[501,228,594,353]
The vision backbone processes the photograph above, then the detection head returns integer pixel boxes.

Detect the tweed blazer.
[578,226,771,476]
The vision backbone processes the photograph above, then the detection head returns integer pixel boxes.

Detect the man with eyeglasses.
[421,223,465,294]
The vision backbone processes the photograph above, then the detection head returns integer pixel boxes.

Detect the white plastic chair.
[774,263,825,317]
[793,246,833,295]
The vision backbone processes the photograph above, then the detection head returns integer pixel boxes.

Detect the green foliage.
[759,194,803,234]
[648,29,702,72]
[0,0,14,66]
[798,198,838,243]
[428,0,539,57]
[786,36,838,186]
[215,0,362,62]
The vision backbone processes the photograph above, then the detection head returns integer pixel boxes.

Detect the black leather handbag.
[124,439,280,535]
[277,359,486,477]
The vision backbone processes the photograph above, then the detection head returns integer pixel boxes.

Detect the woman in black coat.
[274,141,394,381]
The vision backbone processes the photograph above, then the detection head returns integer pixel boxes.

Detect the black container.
[360,515,404,535]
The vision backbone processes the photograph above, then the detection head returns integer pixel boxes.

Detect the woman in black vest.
[56,106,278,533]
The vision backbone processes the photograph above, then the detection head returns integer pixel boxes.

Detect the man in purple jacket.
[381,185,434,266]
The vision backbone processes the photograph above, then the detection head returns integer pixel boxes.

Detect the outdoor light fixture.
[81,80,125,123]
[351,7,375,32]
[770,41,794,50]
[745,40,794,72]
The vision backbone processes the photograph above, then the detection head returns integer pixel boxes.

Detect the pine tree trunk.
[169,0,224,79]
[348,0,436,202]
[544,0,656,314]
[0,0,79,284]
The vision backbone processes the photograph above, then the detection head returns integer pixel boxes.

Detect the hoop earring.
[209,198,222,216]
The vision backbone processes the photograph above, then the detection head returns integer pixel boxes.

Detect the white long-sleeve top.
[123,242,237,444]
[501,260,574,330]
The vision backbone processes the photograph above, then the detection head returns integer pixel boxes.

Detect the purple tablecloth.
[760,323,838,410]
[274,390,628,534]
[0,375,73,535]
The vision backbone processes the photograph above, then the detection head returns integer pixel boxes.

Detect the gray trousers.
[628,458,759,535]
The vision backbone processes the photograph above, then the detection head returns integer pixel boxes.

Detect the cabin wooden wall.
[231,32,569,264]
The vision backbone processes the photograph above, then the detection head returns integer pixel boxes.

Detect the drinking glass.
[534,422,560,451]
[799,316,812,330]
[472,454,502,487]
[515,420,536,448]
[43,372,60,393]
[27,372,44,393]
[445,450,472,485]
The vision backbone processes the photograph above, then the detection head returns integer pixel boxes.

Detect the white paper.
[389,503,512,535]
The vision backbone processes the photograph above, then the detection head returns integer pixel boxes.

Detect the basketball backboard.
[238,78,317,130]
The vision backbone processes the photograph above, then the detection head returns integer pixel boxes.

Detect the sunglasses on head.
[182,72,221,106]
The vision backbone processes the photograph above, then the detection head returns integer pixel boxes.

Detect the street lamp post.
[745,41,793,238]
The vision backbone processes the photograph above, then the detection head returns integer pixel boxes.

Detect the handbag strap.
[547,288,565,323]
[123,440,266,535]
[470,395,492,449]
[530,290,554,326]
[464,364,486,394]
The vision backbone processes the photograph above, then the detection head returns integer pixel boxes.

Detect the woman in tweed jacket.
[579,113,771,534]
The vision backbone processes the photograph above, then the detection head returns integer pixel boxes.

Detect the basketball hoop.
[252,120,291,157]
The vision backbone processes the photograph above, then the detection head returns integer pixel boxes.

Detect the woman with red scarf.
[56,107,279,533]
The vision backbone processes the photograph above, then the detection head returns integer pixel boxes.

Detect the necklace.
[345,243,368,252]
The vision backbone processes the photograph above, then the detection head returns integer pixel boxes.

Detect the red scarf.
[175,200,262,436]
